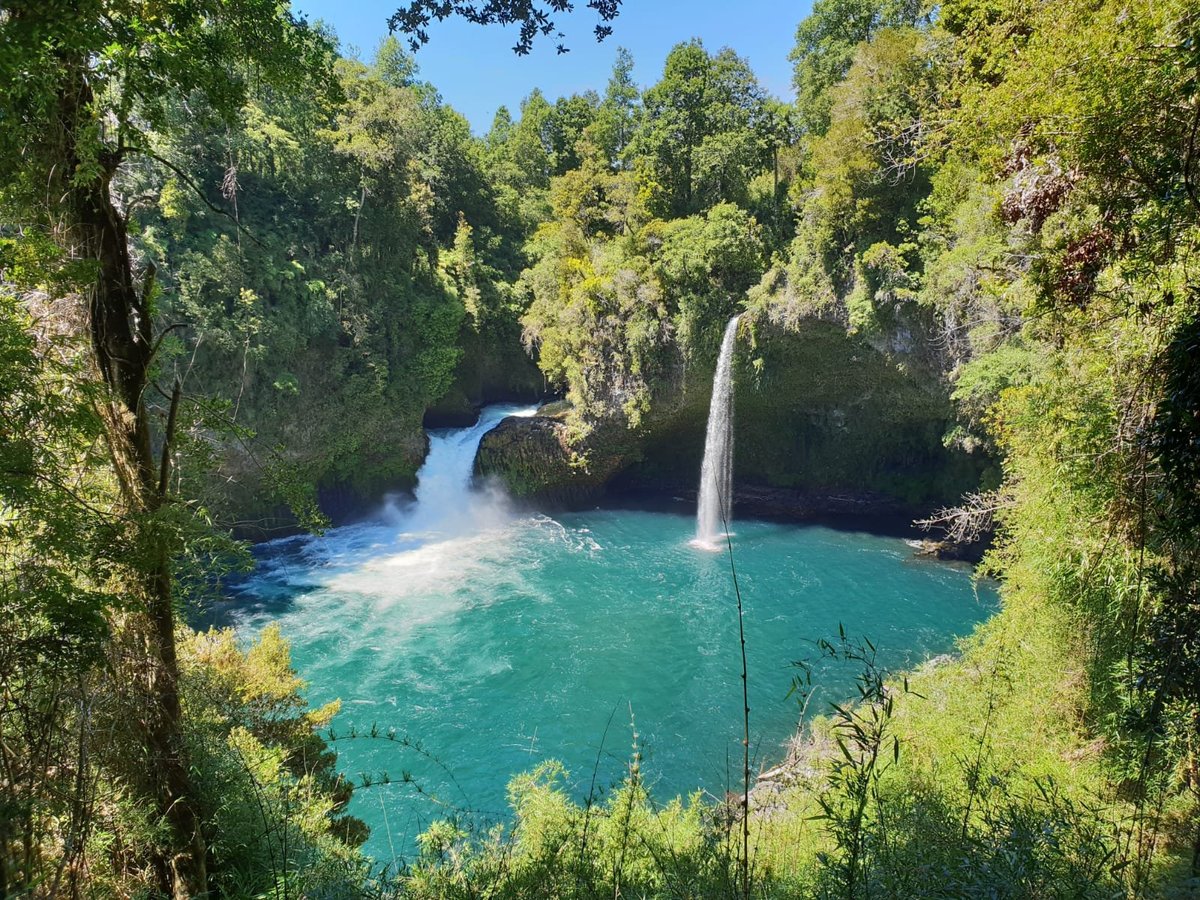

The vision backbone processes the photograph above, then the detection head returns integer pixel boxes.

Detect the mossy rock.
[740,319,981,505]
[473,315,988,514]
[427,320,546,427]
[629,318,985,507]
[475,416,635,506]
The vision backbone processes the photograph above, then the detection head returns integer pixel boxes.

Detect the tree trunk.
[61,75,208,899]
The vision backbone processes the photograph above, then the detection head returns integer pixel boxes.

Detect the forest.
[1,0,1199,896]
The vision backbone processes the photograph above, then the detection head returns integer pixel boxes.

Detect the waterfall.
[398,403,537,533]
[694,315,740,549]
[414,405,535,508]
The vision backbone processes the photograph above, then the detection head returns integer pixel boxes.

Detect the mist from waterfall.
[694,315,740,550]
[373,403,537,543]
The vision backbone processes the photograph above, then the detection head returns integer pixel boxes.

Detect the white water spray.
[415,405,535,508]
[694,315,740,550]
[385,403,537,534]
[316,403,539,600]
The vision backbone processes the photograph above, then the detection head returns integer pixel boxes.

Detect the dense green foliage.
[133,38,529,522]
[1,1,350,892]
[3,0,1200,896]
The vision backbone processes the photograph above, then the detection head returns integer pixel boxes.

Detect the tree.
[510,89,557,189]
[591,47,642,165]
[0,3,333,894]
[374,34,421,87]
[631,41,770,218]
[390,0,622,54]
[329,56,424,253]
[0,292,115,896]
[549,91,602,175]
[789,0,925,135]
[790,27,936,296]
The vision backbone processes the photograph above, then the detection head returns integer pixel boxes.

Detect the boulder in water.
[474,415,634,506]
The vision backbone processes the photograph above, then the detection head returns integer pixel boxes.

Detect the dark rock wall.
[425,321,548,427]
[476,316,991,516]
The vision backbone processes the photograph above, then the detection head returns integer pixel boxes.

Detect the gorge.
[4,0,1197,894]
[220,402,996,863]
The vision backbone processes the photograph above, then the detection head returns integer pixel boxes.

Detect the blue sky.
[292,1,814,134]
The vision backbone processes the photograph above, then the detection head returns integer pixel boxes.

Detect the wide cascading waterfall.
[694,315,740,549]
[398,403,537,534]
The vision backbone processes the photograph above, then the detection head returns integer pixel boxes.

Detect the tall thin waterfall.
[694,315,740,549]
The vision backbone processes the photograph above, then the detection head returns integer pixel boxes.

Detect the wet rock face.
[618,318,990,510]
[425,319,548,428]
[474,415,633,506]
[473,316,994,515]
[912,536,992,564]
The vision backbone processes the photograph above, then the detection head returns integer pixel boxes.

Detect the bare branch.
[916,490,1010,545]
[125,147,266,249]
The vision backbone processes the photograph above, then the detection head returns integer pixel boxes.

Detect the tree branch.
[158,378,182,498]
[1182,95,1200,218]
[916,490,1009,545]
[126,147,267,249]
[148,322,186,365]
[389,0,621,54]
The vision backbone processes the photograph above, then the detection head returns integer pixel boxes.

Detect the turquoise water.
[227,500,994,865]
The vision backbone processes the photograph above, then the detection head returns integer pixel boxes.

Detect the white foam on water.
[236,403,546,631]
[325,526,525,602]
